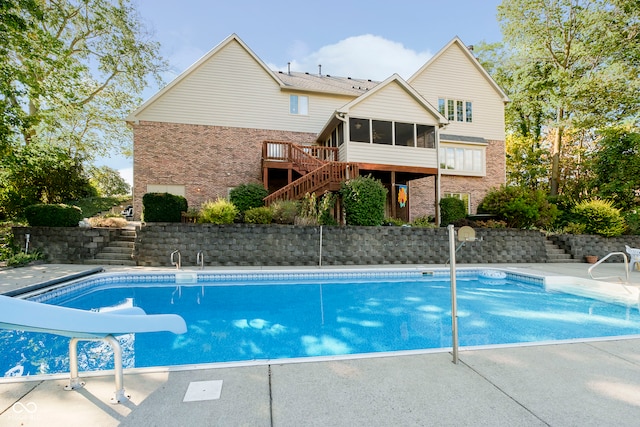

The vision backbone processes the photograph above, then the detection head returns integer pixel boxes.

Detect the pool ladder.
[171,250,181,270]
[588,252,630,284]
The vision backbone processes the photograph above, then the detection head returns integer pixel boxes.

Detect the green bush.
[229,183,268,213]
[385,217,406,226]
[571,199,626,237]
[478,185,558,229]
[297,192,337,225]
[199,198,238,224]
[142,193,188,222]
[439,197,467,226]
[24,204,83,227]
[244,206,273,224]
[340,176,387,226]
[412,215,436,228]
[271,200,299,224]
[624,210,640,235]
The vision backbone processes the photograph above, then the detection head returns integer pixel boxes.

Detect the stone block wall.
[12,227,120,264]
[134,224,550,268]
[550,234,640,263]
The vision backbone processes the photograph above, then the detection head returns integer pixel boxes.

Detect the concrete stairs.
[85,229,136,266]
[544,237,580,263]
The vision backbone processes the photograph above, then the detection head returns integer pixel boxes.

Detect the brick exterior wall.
[133,121,505,222]
[409,139,506,220]
[132,121,317,220]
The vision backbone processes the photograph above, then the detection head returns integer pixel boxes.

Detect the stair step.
[85,259,137,266]
[94,252,133,261]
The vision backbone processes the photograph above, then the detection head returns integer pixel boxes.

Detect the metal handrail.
[587,252,629,284]
[197,251,204,269]
[170,250,181,270]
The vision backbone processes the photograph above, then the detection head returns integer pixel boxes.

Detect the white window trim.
[438,97,473,123]
[439,143,486,177]
[289,94,309,115]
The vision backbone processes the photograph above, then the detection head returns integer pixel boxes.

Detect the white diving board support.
[0,295,187,404]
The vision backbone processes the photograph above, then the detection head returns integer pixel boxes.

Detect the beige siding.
[134,40,352,133]
[350,83,439,125]
[345,142,437,168]
[410,43,505,141]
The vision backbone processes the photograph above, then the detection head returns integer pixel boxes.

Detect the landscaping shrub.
[24,204,83,227]
[142,193,188,222]
[229,183,268,213]
[88,216,128,228]
[570,199,626,237]
[340,176,387,226]
[199,198,238,224]
[624,210,640,235]
[271,200,299,224]
[439,197,467,226]
[244,206,273,224]
[478,185,558,229]
[411,215,436,228]
[384,217,406,226]
[297,192,337,225]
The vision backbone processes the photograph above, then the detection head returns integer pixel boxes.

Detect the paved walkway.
[2,263,640,426]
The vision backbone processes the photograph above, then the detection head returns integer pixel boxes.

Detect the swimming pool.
[2,268,640,377]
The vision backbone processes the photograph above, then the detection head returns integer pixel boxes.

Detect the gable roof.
[127,33,284,122]
[317,74,448,140]
[276,71,378,96]
[408,36,510,103]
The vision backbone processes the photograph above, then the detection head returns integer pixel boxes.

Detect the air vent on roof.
[347,77,352,80]
[305,72,309,75]
[368,79,371,82]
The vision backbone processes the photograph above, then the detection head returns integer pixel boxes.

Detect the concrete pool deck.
[2,262,640,426]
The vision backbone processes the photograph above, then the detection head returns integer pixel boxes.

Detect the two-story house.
[126,34,508,222]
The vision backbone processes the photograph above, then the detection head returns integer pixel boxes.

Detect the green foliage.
[1,0,166,159]
[229,183,268,213]
[340,176,387,226]
[571,199,626,237]
[384,217,407,226]
[439,197,467,226]
[142,193,187,223]
[71,196,130,218]
[0,144,96,219]
[243,207,273,224]
[590,128,640,211]
[24,204,82,227]
[298,192,337,226]
[6,250,43,267]
[624,210,640,235]
[271,200,299,224]
[479,185,558,229]
[88,166,131,196]
[411,215,436,228]
[199,198,238,225]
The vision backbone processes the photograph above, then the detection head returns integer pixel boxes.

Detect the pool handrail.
[587,252,630,284]
[0,295,187,404]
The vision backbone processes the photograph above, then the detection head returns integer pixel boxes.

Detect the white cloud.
[272,34,432,81]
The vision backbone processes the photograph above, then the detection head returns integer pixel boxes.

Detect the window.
[395,122,414,147]
[372,120,392,145]
[439,146,483,172]
[290,95,308,115]
[443,192,470,214]
[416,125,435,148]
[349,118,370,142]
[438,98,473,123]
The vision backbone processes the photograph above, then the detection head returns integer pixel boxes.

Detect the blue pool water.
[2,269,640,377]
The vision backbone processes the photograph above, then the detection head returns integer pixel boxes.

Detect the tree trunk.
[550,107,564,196]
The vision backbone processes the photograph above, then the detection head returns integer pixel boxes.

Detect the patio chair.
[625,245,640,271]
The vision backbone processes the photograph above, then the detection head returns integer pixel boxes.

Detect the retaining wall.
[12,225,640,267]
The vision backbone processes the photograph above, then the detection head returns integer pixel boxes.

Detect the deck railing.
[263,141,338,164]
[264,162,359,205]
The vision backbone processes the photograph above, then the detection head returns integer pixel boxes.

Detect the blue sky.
[101,0,505,183]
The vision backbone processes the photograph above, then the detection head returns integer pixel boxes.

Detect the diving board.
[0,295,187,403]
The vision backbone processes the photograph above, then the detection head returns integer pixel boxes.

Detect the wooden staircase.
[262,141,359,205]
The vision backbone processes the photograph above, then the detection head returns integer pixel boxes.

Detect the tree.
[2,0,165,160]
[0,144,96,218]
[88,165,130,196]
[590,127,640,210]
[496,0,640,196]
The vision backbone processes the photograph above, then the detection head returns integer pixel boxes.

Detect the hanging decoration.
[397,184,408,208]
